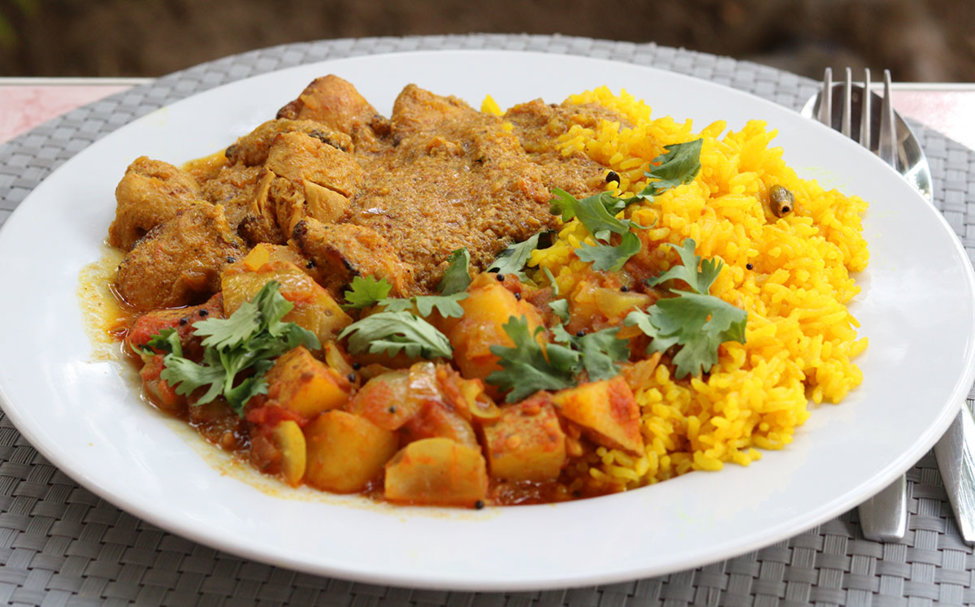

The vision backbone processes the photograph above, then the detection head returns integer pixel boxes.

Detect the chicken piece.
[108,156,202,250]
[503,99,619,197]
[198,163,265,230]
[115,204,246,310]
[236,170,286,245]
[276,75,390,148]
[290,218,416,297]
[225,118,353,166]
[346,85,556,290]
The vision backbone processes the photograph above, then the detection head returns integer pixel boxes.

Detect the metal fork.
[813,67,975,544]
[815,68,907,541]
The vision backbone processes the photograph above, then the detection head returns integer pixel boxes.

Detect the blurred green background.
[1,0,972,81]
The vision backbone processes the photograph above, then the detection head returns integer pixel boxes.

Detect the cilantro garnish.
[635,139,703,199]
[339,310,453,360]
[486,316,630,402]
[438,248,472,295]
[486,317,580,402]
[147,281,321,415]
[547,139,703,273]
[625,238,747,379]
[552,324,630,382]
[487,232,550,280]
[343,275,392,309]
[379,293,467,319]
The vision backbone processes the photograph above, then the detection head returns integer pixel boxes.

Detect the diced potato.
[241,242,311,272]
[443,273,544,381]
[401,402,479,448]
[567,281,653,332]
[482,395,566,482]
[384,438,489,507]
[270,420,306,487]
[304,410,399,493]
[265,346,351,418]
[551,376,644,455]
[345,369,417,430]
[221,259,352,343]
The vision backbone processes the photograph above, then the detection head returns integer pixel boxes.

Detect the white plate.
[0,50,973,591]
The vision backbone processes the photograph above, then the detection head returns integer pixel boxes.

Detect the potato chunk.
[265,346,352,418]
[384,438,489,507]
[551,376,644,455]
[483,395,566,482]
[442,273,544,381]
[270,420,306,487]
[304,410,398,493]
[221,259,352,343]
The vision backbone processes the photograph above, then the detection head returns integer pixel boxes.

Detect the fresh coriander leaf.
[379,293,468,319]
[339,310,453,359]
[343,275,393,309]
[160,352,226,405]
[549,189,641,241]
[487,232,546,280]
[625,292,747,379]
[548,299,570,323]
[541,266,560,296]
[577,329,631,381]
[638,139,703,198]
[551,324,630,382]
[576,231,642,272]
[647,238,722,295]
[439,248,472,295]
[145,327,182,356]
[150,281,321,416]
[486,316,579,402]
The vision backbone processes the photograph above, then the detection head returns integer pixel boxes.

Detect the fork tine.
[860,68,872,150]
[818,67,832,126]
[841,67,853,138]
[878,69,897,167]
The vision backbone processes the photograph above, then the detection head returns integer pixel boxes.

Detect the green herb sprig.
[145,281,320,415]
[625,238,747,378]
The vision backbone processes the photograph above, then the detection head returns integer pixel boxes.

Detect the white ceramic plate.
[1,50,973,591]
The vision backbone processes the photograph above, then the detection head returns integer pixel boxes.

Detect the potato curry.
[111,75,738,507]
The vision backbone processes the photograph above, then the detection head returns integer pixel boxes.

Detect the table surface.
[2,36,975,606]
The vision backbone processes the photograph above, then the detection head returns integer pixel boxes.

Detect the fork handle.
[858,476,907,541]
[934,405,975,544]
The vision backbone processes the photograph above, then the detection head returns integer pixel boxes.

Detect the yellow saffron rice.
[528,86,869,488]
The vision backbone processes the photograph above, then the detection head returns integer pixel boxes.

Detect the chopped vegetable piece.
[384,438,489,507]
[442,273,545,381]
[304,410,399,493]
[269,420,307,487]
[264,346,352,418]
[482,394,566,482]
[550,376,644,455]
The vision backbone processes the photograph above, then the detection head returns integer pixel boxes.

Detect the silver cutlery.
[801,67,975,544]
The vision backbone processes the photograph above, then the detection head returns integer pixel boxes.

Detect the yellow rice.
[523,87,869,487]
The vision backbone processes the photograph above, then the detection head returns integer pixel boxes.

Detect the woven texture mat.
[2,34,975,606]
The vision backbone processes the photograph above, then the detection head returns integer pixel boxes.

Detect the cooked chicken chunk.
[225,119,353,166]
[115,204,246,310]
[342,84,557,290]
[291,218,416,297]
[276,75,390,149]
[108,156,202,250]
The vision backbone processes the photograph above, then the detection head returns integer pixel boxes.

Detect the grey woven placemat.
[2,34,975,606]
